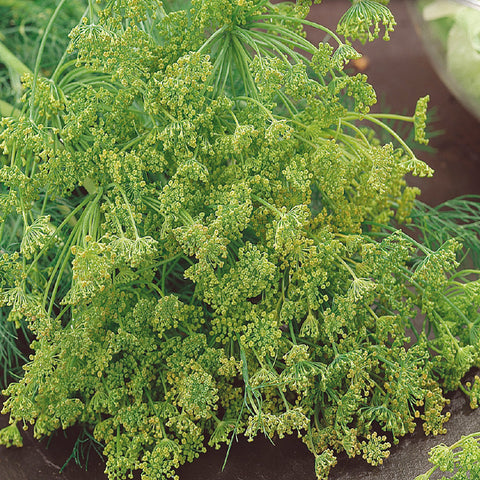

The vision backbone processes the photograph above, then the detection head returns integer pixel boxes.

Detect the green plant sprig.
[414,431,480,480]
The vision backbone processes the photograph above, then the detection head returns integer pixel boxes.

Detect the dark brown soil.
[2,1,480,479]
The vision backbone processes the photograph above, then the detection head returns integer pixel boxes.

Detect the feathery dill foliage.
[410,196,480,267]
[1,0,480,478]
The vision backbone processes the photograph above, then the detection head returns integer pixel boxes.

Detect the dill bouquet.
[1,1,480,479]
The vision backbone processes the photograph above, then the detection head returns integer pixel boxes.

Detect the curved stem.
[248,14,343,45]
[26,195,93,276]
[234,95,275,121]
[251,193,283,217]
[345,113,418,160]
[30,0,70,120]
[197,25,229,54]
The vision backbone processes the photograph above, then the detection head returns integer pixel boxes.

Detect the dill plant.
[0,0,87,386]
[415,430,480,480]
[1,1,480,479]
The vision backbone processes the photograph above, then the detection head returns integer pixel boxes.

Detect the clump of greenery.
[1,1,480,479]
[0,0,87,386]
[414,376,480,479]
[415,431,480,479]
[411,195,480,267]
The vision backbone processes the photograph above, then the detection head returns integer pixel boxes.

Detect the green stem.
[345,113,418,160]
[247,22,317,54]
[365,113,414,122]
[251,193,283,217]
[88,0,95,20]
[117,186,140,239]
[292,132,321,149]
[197,25,229,54]
[341,120,370,146]
[248,14,343,45]
[234,95,275,121]
[276,90,297,116]
[336,254,358,280]
[42,190,102,311]
[231,33,257,97]
[30,0,70,121]
[46,227,80,316]
[26,194,93,276]
[289,319,297,345]
[244,29,305,64]
[50,4,91,82]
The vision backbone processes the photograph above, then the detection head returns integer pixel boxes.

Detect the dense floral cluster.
[415,432,480,480]
[1,1,480,479]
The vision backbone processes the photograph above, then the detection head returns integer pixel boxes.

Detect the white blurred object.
[411,0,480,120]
